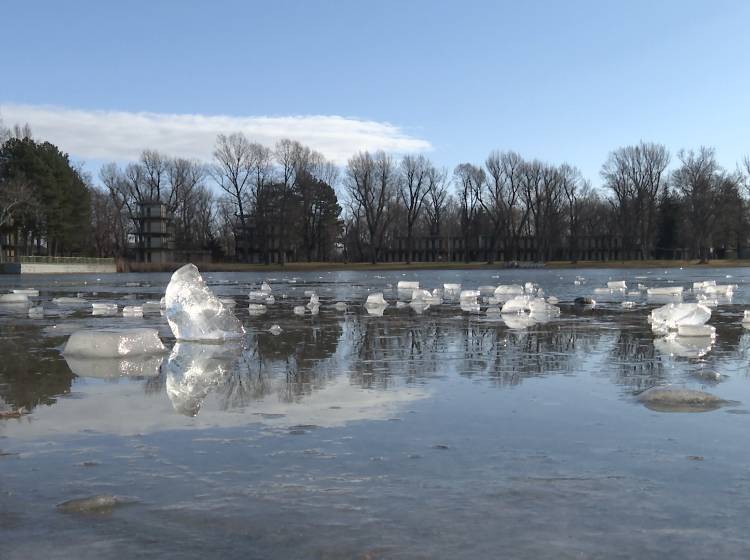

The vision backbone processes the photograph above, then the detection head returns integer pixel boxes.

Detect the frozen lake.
[2,267,750,559]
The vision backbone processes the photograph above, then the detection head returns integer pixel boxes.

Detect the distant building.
[234,216,291,264]
[0,220,17,262]
[133,201,174,264]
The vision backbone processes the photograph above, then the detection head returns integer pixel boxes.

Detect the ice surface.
[63,328,166,358]
[0,293,29,304]
[649,303,711,334]
[164,264,245,341]
[607,281,627,290]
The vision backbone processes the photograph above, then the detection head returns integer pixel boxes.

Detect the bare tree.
[453,163,484,263]
[211,133,255,260]
[601,142,669,259]
[559,164,586,262]
[482,151,530,263]
[672,147,722,261]
[423,165,449,235]
[345,151,394,264]
[397,155,431,263]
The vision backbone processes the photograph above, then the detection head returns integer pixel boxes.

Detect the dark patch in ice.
[56,494,135,514]
[636,386,736,413]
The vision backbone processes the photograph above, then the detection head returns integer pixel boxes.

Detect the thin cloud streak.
[0,103,432,164]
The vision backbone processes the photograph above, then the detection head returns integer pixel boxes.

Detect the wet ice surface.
[3,268,750,558]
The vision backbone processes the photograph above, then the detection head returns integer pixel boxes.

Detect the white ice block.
[63,328,165,358]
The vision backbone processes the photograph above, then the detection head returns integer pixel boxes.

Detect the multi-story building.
[133,201,174,264]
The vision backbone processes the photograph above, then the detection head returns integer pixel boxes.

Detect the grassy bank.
[124,261,527,273]
[124,259,750,273]
[544,259,750,269]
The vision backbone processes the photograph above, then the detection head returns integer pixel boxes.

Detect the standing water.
[2,267,750,559]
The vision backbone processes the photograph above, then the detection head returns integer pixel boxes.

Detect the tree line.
[2,117,750,264]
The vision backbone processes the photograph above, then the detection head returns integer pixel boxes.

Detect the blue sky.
[2,0,750,185]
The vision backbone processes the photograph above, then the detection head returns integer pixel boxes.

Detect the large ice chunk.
[63,328,166,358]
[607,280,627,290]
[397,281,419,291]
[493,285,524,302]
[649,303,711,334]
[164,264,245,341]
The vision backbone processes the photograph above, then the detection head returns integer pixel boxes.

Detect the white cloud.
[0,103,432,165]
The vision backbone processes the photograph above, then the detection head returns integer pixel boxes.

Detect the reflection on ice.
[653,334,714,358]
[64,354,164,379]
[166,342,242,416]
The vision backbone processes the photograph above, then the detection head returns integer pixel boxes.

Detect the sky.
[2,0,750,186]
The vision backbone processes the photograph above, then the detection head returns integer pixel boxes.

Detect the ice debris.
[397,281,419,291]
[247,303,267,315]
[53,296,88,306]
[164,264,244,341]
[63,328,165,358]
[647,286,683,297]
[268,324,283,336]
[12,288,38,296]
[28,305,44,317]
[607,280,627,290]
[122,306,143,317]
[0,293,29,304]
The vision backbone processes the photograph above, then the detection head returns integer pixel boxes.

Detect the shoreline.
[123,259,750,273]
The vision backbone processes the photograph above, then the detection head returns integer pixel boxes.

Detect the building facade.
[133,201,174,264]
